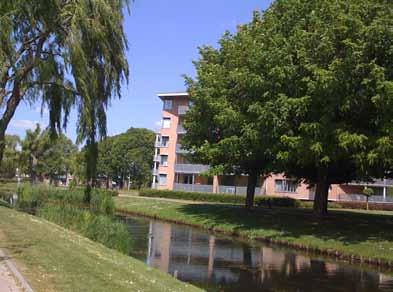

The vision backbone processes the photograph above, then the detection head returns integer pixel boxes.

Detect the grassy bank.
[0,205,202,292]
[115,196,393,267]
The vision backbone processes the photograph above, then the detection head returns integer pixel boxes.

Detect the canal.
[123,215,393,292]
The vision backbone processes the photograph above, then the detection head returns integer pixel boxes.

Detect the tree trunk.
[0,82,22,166]
[313,168,330,216]
[245,171,259,209]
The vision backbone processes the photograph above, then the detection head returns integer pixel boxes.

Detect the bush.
[16,185,116,216]
[139,188,300,208]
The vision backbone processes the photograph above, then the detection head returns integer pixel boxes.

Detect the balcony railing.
[174,183,213,193]
[174,163,209,174]
[152,168,159,175]
[178,105,189,115]
[153,155,160,162]
[176,144,189,154]
[218,185,261,196]
[155,142,169,148]
[177,125,186,134]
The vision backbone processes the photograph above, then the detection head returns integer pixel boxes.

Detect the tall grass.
[15,185,132,254]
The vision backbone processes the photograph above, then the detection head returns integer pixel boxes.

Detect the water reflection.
[124,216,393,292]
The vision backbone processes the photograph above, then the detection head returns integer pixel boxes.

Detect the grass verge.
[0,206,202,292]
[115,196,393,267]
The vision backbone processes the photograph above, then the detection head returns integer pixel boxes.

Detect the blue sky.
[7,0,272,142]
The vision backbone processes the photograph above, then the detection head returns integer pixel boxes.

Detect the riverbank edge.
[116,207,393,270]
[0,206,203,292]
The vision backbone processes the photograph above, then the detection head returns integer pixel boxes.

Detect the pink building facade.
[152,92,392,202]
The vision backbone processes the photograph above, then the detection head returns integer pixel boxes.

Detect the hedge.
[139,188,300,208]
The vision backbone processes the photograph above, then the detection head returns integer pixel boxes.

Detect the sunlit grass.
[0,206,202,292]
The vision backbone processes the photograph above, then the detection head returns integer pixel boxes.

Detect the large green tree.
[96,128,155,189]
[183,27,276,209]
[258,0,393,216]
[0,0,130,191]
[184,0,393,215]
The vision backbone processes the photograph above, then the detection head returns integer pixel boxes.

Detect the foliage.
[0,0,130,190]
[20,125,77,183]
[0,135,21,178]
[16,184,117,215]
[139,188,299,208]
[96,127,155,189]
[184,0,393,215]
[183,20,277,208]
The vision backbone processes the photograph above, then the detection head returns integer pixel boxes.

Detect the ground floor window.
[275,179,297,193]
[159,174,167,185]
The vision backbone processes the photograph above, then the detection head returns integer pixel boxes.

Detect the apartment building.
[152,92,393,202]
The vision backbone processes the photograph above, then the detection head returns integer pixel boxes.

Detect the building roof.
[157,92,188,100]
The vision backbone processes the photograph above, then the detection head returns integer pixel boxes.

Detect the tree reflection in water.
[124,216,393,292]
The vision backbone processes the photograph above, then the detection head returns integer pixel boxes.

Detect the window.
[161,136,169,147]
[160,155,168,166]
[163,99,173,110]
[275,179,297,193]
[162,117,171,128]
[159,174,167,186]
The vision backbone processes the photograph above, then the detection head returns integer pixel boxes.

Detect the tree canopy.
[0,134,21,178]
[184,0,393,215]
[75,128,155,189]
[0,0,130,189]
[20,125,77,184]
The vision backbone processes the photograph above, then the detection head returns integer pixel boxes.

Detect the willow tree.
[0,0,129,198]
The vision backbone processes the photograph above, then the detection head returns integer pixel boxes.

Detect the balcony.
[174,163,209,174]
[155,142,169,148]
[176,144,189,154]
[177,125,186,134]
[153,155,160,162]
[178,105,189,115]
[152,168,159,175]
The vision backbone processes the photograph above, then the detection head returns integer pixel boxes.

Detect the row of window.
[275,179,298,193]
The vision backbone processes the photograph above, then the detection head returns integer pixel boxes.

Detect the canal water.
[123,215,393,292]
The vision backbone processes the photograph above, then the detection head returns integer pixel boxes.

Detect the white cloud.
[9,120,44,130]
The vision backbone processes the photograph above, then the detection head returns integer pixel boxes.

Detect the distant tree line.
[0,126,155,189]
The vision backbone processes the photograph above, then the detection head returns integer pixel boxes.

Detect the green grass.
[115,196,393,265]
[0,206,202,292]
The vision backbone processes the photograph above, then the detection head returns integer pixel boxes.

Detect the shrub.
[139,188,300,208]
[16,185,116,216]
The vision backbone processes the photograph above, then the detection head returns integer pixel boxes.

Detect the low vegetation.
[15,185,133,254]
[140,188,300,208]
[115,196,393,265]
[0,206,201,292]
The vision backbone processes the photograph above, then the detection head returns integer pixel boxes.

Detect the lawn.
[0,205,202,292]
[115,196,393,266]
